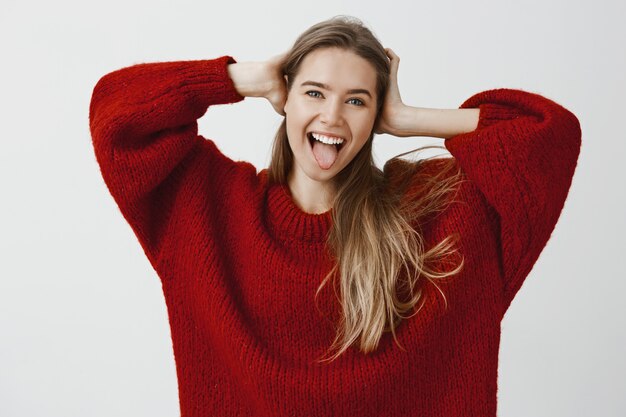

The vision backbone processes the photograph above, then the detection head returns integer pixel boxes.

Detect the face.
[283,47,378,185]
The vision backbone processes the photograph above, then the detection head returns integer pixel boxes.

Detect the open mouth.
[307,132,346,152]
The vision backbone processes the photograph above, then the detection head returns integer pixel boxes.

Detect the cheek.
[286,110,310,137]
[354,113,376,137]
[285,118,306,152]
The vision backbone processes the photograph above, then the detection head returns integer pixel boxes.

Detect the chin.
[305,167,338,183]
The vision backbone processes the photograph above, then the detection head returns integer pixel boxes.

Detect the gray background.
[1,0,624,415]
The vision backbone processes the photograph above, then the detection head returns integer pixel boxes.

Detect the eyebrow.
[300,81,373,98]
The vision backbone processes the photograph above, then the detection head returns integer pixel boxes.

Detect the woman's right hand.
[262,52,288,115]
[227,52,288,115]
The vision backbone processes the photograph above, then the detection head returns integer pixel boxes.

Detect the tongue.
[312,140,338,169]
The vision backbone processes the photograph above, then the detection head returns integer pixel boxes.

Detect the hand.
[374,48,409,136]
[262,52,289,116]
[228,52,288,115]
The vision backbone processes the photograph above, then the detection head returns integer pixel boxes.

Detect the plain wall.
[1,0,624,416]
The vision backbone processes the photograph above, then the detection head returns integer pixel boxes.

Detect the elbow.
[543,100,582,152]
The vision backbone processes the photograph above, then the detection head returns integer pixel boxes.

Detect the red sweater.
[89,56,581,416]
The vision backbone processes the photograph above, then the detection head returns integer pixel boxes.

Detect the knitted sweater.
[89,55,581,417]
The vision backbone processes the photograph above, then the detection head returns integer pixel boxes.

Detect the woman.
[89,15,581,417]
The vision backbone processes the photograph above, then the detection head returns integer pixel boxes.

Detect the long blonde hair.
[268,16,466,362]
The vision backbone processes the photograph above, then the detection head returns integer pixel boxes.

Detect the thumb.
[269,94,286,116]
[273,103,285,116]
[384,48,402,102]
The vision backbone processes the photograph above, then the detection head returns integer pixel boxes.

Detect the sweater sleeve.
[88,56,245,267]
[444,88,581,310]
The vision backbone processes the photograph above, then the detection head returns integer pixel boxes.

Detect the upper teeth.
[311,132,344,145]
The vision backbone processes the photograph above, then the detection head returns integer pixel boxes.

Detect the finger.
[384,48,400,78]
[273,98,286,116]
[385,48,399,62]
[273,98,285,116]
[274,104,285,116]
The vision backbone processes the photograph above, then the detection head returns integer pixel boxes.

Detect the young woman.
[89,15,581,417]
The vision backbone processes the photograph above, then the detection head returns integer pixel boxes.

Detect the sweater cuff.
[459,89,525,130]
[215,55,246,103]
[203,55,245,103]
[185,55,245,106]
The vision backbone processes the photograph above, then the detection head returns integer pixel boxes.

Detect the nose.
[319,98,344,126]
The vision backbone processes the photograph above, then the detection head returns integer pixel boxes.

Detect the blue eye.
[348,98,364,106]
[306,90,365,107]
[306,90,322,98]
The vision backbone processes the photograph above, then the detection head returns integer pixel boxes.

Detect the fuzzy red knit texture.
[89,55,581,416]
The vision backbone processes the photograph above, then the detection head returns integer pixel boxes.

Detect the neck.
[287,168,336,214]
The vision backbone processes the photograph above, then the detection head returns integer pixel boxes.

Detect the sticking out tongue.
[312,140,338,169]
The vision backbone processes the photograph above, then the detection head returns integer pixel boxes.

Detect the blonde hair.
[268,16,466,362]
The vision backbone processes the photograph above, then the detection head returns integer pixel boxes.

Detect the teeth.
[311,132,344,145]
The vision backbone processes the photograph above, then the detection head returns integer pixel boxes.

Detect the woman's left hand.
[374,48,409,136]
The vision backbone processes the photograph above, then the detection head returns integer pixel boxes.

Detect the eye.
[305,90,365,107]
[306,90,323,98]
[347,98,365,106]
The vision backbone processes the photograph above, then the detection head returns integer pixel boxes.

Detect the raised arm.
[378,106,480,139]
[89,53,290,267]
[377,49,581,309]
[89,56,246,264]
[374,48,480,138]
[444,89,581,309]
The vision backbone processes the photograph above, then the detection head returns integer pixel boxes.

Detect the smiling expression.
[284,47,379,184]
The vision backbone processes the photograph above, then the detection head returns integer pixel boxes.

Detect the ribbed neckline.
[264,181,333,244]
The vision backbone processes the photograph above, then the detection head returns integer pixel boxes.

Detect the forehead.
[295,47,377,92]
